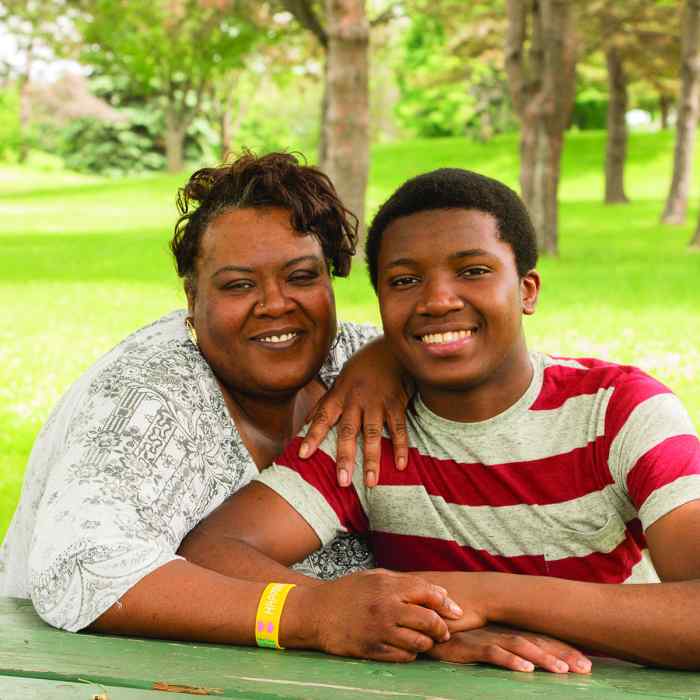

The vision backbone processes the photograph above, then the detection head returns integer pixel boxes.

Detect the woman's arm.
[88,484,462,663]
[303,335,413,488]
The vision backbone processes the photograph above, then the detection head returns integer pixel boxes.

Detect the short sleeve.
[255,431,370,548]
[606,375,700,530]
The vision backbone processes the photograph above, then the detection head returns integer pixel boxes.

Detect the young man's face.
[377,208,540,421]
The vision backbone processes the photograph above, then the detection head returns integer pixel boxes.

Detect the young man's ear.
[520,269,540,315]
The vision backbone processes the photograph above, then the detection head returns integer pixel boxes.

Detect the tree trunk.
[280,1,330,169]
[659,93,671,129]
[661,0,700,225]
[318,59,329,168]
[690,219,700,248]
[529,121,564,254]
[17,43,34,164]
[604,45,629,204]
[505,0,576,255]
[17,75,31,164]
[324,0,370,237]
[164,108,187,173]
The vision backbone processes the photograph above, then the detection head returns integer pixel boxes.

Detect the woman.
[0,151,457,660]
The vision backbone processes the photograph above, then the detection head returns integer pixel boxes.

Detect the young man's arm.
[421,499,700,670]
[179,481,593,673]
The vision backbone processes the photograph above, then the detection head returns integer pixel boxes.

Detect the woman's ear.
[185,279,196,315]
[520,269,540,316]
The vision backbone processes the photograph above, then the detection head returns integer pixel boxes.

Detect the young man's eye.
[460,267,490,278]
[389,275,419,288]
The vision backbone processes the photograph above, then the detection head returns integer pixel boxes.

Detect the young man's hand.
[284,569,464,662]
[426,625,592,674]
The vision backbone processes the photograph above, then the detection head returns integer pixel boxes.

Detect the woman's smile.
[250,328,304,349]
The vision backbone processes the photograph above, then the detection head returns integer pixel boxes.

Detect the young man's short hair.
[365,168,539,290]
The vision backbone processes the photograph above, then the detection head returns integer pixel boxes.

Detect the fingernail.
[339,468,349,486]
[576,659,592,672]
[441,631,450,642]
[519,661,535,672]
[555,661,569,673]
[365,470,376,486]
[448,601,463,616]
[397,456,406,469]
[299,442,309,458]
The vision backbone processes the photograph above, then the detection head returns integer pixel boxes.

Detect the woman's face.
[189,207,337,399]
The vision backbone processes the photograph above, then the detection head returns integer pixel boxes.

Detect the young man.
[182,169,700,671]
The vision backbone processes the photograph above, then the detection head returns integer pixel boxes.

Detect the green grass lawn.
[2,130,700,539]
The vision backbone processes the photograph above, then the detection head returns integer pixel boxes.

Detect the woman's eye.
[289,270,319,284]
[223,280,254,291]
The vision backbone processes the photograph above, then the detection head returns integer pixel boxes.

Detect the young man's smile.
[377,208,540,422]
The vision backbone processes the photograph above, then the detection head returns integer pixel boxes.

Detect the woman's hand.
[427,626,593,674]
[300,337,412,488]
[285,569,464,662]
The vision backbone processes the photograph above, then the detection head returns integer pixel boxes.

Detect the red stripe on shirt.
[530,359,642,410]
[370,531,548,576]
[377,438,613,507]
[276,437,369,535]
[531,360,671,445]
[603,377,672,450]
[371,527,643,583]
[544,529,643,583]
[626,434,700,511]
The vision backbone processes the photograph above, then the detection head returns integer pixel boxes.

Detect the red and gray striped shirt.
[256,353,700,583]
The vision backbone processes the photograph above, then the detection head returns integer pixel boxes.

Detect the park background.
[1,0,700,540]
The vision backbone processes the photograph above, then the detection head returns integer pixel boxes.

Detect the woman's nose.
[416,278,464,316]
[254,283,295,317]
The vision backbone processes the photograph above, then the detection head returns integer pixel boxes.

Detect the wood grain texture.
[1,597,699,699]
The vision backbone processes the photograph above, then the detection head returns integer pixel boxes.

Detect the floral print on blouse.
[0,310,378,631]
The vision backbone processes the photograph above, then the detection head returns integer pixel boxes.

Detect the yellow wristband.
[254,583,296,649]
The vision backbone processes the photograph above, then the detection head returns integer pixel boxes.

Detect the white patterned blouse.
[0,310,377,631]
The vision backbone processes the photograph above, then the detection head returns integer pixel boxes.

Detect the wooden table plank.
[0,675,170,699]
[2,598,699,699]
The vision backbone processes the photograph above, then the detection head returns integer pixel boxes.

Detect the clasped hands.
[293,569,591,674]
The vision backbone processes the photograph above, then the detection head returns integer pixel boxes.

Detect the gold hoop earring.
[185,317,198,347]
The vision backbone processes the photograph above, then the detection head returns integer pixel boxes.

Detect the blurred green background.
[2,1,700,539]
[2,130,700,538]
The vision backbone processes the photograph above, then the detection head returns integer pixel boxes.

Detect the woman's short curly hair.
[171,151,358,291]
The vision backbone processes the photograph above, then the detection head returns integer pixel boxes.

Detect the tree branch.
[280,0,327,47]
[369,2,401,27]
[504,0,528,116]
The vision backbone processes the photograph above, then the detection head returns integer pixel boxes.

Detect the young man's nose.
[417,278,465,316]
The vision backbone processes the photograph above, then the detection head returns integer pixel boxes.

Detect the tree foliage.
[394,0,513,140]
[71,0,259,171]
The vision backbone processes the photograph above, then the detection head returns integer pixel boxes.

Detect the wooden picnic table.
[1,597,699,699]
